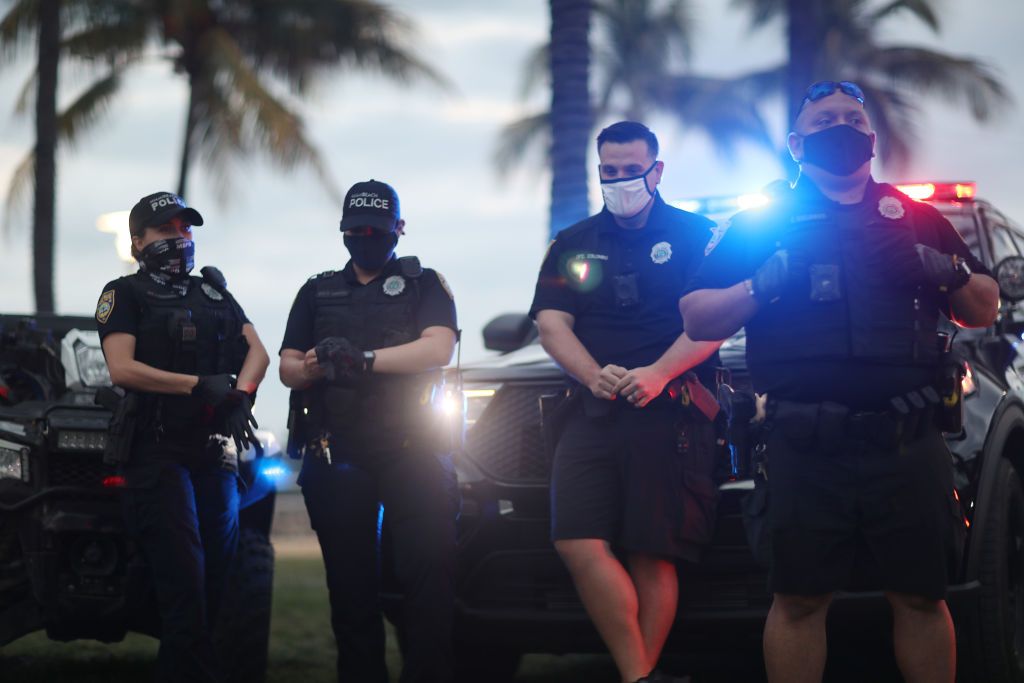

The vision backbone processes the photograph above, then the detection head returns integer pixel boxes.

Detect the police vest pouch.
[809,264,842,302]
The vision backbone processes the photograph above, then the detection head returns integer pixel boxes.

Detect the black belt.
[769,398,936,451]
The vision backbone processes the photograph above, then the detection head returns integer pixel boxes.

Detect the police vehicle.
[0,314,284,682]
[435,182,1024,681]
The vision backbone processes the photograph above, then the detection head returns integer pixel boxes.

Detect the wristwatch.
[363,350,376,373]
[951,255,972,291]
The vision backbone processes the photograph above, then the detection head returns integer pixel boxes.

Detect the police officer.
[680,81,999,683]
[279,179,459,683]
[531,121,722,683]
[96,191,270,683]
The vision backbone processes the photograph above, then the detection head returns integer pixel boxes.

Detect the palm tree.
[499,0,774,238]
[151,0,446,198]
[1,0,444,309]
[732,0,1012,170]
[548,0,592,237]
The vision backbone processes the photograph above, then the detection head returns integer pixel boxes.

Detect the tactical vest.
[745,186,941,371]
[308,257,442,443]
[127,270,248,431]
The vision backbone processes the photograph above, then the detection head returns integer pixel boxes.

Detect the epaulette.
[309,270,336,281]
[398,256,423,279]
[200,265,227,289]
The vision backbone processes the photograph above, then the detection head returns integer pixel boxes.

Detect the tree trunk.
[786,0,822,129]
[177,67,199,197]
[548,0,592,240]
[33,0,59,313]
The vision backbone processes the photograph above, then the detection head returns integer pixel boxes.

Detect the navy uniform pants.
[300,443,458,683]
[122,438,240,683]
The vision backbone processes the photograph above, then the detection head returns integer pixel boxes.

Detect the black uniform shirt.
[686,177,990,407]
[95,273,250,341]
[530,194,717,378]
[280,257,458,354]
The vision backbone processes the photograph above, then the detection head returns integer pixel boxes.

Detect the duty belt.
[769,398,937,452]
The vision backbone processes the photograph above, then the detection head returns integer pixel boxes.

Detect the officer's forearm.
[109,360,198,395]
[236,324,270,394]
[679,284,758,341]
[537,316,602,389]
[650,333,722,380]
[279,352,313,390]
[949,273,1000,328]
[372,327,457,374]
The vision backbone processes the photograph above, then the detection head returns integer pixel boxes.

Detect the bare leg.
[628,553,678,672]
[556,539,649,682]
[763,592,832,683]
[886,592,955,683]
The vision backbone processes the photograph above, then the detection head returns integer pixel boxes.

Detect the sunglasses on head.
[799,80,865,112]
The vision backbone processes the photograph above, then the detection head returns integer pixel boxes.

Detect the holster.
[286,390,308,460]
[96,386,138,465]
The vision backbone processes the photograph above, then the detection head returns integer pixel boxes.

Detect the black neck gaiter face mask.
[138,237,194,295]
[344,231,398,271]
[801,124,874,176]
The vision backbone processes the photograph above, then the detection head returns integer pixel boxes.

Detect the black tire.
[214,527,275,683]
[964,457,1024,682]
[453,644,521,683]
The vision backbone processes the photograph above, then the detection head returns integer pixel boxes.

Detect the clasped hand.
[588,364,668,408]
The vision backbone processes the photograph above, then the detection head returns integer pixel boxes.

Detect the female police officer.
[95,191,270,683]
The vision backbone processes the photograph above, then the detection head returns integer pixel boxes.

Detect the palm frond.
[2,151,34,237]
[728,0,783,29]
[493,111,550,178]
[14,70,35,116]
[194,27,342,204]
[861,47,1013,121]
[226,0,451,95]
[869,0,940,32]
[519,43,549,99]
[57,69,123,149]
[657,75,775,160]
[0,0,39,63]
[858,80,917,171]
[61,21,149,61]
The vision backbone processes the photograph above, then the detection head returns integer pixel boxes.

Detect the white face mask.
[600,160,657,218]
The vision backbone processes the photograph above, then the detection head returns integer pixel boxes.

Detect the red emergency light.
[896,182,976,202]
[102,475,126,488]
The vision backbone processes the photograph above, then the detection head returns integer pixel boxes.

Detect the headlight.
[0,438,29,483]
[56,430,108,452]
[463,386,498,428]
[61,329,112,390]
[75,344,112,388]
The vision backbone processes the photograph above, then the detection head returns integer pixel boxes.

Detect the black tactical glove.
[222,393,260,455]
[315,337,365,382]
[192,374,237,408]
[914,243,971,292]
[749,249,807,304]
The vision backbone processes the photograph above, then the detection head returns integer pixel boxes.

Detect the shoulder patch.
[95,289,115,324]
[541,239,555,268]
[436,272,455,300]
[705,220,730,255]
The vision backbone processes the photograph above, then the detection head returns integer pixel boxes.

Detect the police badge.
[878,196,905,220]
[650,241,672,264]
[383,275,406,296]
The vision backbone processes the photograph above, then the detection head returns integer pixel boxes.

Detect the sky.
[1,0,1022,440]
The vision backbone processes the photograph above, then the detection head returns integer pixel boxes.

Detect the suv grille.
[48,452,107,488]
[465,385,553,483]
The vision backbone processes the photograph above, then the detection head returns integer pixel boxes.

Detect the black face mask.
[138,237,194,279]
[344,231,398,271]
[801,124,873,176]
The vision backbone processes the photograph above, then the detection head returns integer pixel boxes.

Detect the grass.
[0,554,619,683]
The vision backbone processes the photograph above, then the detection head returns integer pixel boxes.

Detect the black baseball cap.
[339,179,401,232]
[128,192,204,235]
